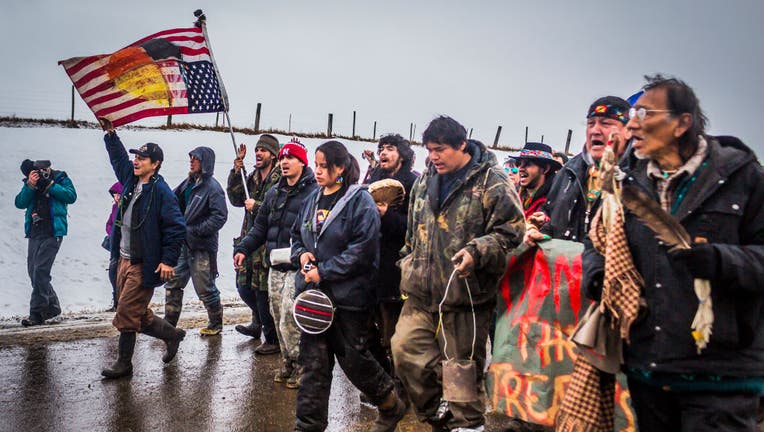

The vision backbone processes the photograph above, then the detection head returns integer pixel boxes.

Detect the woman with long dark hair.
[290,140,406,432]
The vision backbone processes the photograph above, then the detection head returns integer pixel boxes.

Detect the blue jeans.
[27,236,62,320]
[164,246,221,323]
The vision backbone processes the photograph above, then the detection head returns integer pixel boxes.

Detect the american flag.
[59,26,227,127]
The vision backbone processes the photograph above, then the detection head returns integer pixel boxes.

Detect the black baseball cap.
[129,142,164,162]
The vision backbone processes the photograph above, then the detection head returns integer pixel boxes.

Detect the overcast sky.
[2,0,762,157]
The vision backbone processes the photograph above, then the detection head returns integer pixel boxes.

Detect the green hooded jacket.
[400,140,525,311]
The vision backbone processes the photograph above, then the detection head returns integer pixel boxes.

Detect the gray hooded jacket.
[173,146,228,253]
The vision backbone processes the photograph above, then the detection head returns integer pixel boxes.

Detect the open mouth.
[379,157,390,164]
[590,139,605,148]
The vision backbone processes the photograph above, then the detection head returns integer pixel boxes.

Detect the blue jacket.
[173,146,228,253]
[15,170,77,237]
[291,184,380,310]
[104,132,186,289]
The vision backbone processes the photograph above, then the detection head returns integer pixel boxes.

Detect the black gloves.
[669,243,718,279]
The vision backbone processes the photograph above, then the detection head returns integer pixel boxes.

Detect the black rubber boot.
[235,311,261,338]
[142,317,186,363]
[101,332,136,379]
[164,288,184,327]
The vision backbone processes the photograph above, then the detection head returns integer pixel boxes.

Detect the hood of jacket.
[108,181,123,196]
[189,146,216,178]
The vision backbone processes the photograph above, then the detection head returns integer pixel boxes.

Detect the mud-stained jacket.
[583,136,764,376]
[174,147,228,253]
[227,163,282,290]
[399,140,525,312]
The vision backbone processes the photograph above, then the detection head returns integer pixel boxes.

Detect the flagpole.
[194,9,250,197]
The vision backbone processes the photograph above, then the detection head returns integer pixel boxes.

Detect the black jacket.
[104,133,186,289]
[235,168,318,272]
[583,136,764,376]
[291,185,381,310]
[174,147,228,253]
[365,165,419,302]
[541,151,600,242]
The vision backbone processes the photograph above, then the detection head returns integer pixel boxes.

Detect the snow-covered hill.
[0,125,510,319]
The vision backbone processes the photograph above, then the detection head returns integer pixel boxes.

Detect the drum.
[293,289,335,334]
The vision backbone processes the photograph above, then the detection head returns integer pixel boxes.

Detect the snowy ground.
[0,125,510,319]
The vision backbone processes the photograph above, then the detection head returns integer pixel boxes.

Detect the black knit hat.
[586,96,631,124]
[255,134,280,157]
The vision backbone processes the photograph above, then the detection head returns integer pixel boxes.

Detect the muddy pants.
[113,258,155,332]
[392,300,492,430]
[27,236,62,320]
[268,268,300,361]
[295,309,395,432]
[164,246,221,325]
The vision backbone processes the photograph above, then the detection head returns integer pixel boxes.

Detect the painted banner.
[486,239,637,431]
[58,26,226,127]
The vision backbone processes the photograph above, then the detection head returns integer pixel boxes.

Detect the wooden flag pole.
[195,9,250,197]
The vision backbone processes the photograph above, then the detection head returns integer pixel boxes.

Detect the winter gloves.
[669,243,719,280]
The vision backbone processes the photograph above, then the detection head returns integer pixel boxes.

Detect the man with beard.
[227,134,282,355]
[164,147,228,335]
[234,139,317,388]
[527,96,631,245]
[513,142,561,219]
[362,134,419,387]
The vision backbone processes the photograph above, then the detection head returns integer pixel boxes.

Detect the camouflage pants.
[268,268,300,361]
[391,300,492,430]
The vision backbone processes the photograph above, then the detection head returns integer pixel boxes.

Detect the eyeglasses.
[629,107,673,121]
[504,167,518,174]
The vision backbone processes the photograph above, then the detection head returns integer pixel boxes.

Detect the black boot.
[142,317,186,363]
[164,288,184,327]
[235,311,261,338]
[371,390,407,432]
[102,332,136,379]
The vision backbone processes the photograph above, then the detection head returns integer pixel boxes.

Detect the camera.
[303,261,316,272]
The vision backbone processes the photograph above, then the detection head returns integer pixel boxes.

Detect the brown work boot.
[274,359,294,383]
[371,390,407,432]
[286,365,303,389]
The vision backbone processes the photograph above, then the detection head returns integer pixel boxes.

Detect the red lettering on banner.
[553,253,583,318]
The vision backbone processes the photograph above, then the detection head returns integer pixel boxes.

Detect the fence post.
[327,113,334,137]
[289,114,292,133]
[525,126,528,143]
[70,85,75,122]
[412,124,416,141]
[469,128,473,139]
[565,129,572,154]
[493,126,502,148]
[254,103,262,132]
[541,134,544,143]
[352,111,356,137]
[215,112,219,128]
[167,115,172,127]
[409,123,413,141]
[373,121,377,140]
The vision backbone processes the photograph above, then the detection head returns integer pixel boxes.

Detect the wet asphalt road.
[0,325,394,432]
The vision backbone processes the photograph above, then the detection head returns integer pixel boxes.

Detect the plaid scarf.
[556,199,643,432]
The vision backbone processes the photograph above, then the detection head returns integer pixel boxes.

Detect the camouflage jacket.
[227,163,282,290]
[400,141,525,311]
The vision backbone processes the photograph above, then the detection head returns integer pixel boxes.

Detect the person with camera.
[233,138,317,389]
[290,141,406,432]
[15,159,77,327]
[99,119,187,379]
